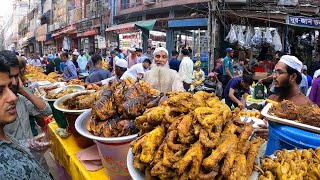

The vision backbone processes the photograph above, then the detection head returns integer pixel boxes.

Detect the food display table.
[48,122,110,180]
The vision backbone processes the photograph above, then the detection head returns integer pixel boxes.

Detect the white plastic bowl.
[43,85,85,101]
[53,90,95,114]
[127,148,145,180]
[75,110,138,143]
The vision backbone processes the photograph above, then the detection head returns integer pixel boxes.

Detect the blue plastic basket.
[265,122,320,155]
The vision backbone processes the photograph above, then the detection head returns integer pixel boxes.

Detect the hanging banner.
[287,15,320,29]
[98,36,106,49]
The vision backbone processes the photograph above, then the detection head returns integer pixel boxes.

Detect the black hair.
[143,58,152,64]
[274,51,282,57]
[89,51,94,56]
[147,46,152,49]
[15,52,19,56]
[61,52,69,59]
[56,53,59,56]
[171,50,179,56]
[181,49,190,56]
[136,48,143,53]
[242,75,254,85]
[0,54,10,73]
[239,58,246,62]
[0,50,19,67]
[92,54,102,66]
[286,65,302,84]
[115,48,121,53]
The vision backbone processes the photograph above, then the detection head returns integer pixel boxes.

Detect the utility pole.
[207,0,217,72]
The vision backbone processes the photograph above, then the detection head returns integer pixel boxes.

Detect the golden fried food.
[86,83,100,90]
[131,91,265,179]
[67,79,84,85]
[132,126,165,163]
[229,154,247,179]
[259,148,320,180]
[203,134,238,170]
[61,92,95,110]
[246,138,265,176]
[173,141,204,178]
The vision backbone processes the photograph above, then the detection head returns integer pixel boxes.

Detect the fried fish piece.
[203,134,238,170]
[132,126,165,163]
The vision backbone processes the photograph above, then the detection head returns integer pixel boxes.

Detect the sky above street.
[0,0,13,17]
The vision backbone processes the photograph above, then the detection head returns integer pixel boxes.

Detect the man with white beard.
[144,47,184,93]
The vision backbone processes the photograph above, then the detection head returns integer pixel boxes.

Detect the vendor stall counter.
[48,122,110,180]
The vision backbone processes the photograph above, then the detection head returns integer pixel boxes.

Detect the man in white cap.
[127,47,138,68]
[144,47,184,93]
[256,55,310,138]
[95,58,128,86]
[72,50,79,70]
[299,65,308,95]
[302,65,312,88]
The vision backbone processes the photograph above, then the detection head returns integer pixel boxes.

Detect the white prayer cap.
[115,59,128,68]
[153,47,168,56]
[314,69,320,79]
[129,47,136,52]
[72,51,79,56]
[279,55,303,72]
[303,65,307,71]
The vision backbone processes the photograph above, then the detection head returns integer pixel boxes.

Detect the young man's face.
[240,81,250,90]
[0,72,17,126]
[142,62,150,69]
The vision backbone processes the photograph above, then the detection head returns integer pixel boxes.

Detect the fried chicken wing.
[203,134,238,170]
[221,137,238,177]
[229,154,247,179]
[199,128,220,148]
[246,138,265,176]
[193,91,213,107]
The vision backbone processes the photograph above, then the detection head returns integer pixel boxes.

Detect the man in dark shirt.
[86,54,111,83]
[53,54,61,72]
[224,75,253,109]
[169,50,180,72]
[45,54,55,75]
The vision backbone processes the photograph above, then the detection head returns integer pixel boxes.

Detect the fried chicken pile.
[131,91,265,179]
[86,78,160,137]
[86,84,100,91]
[258,148,320,180]
[270,100,320,128]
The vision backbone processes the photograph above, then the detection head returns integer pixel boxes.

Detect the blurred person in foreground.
[144,47,184,93]
[309,69,320,107]
[1,50,52,171]
[256,55,311,138]
[0,55,51,180]
[86,54,111,84]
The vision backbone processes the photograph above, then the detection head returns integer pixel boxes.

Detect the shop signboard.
[98,36,107,49]
[287,15,320,29]
[76,20,93,32]
[37,24,48,41]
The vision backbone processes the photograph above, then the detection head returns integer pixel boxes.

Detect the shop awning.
[135,20,157,30]
[77,29,98,37]
[106,20,157,32]
[168,18,208,28]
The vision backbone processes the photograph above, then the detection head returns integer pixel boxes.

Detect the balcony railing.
[86,1,100,18]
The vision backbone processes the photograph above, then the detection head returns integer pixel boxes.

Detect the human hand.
[25,134,50,152]
[258,79,264,84]
[255,120,268,140]
[238,102,245,109]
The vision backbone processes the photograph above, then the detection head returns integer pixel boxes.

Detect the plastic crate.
[265,122,320,155]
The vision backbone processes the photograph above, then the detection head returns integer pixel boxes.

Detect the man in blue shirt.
[61,52,78,81]
[169,50,180,72]
[86,54,112,83]
[303,65,312,88]
[224,75,253,109]
[222,48,234,85]
[115,48,124,59]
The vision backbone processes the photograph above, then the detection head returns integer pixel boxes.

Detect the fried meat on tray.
[131,91,265,179]
[270,100,320,128]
